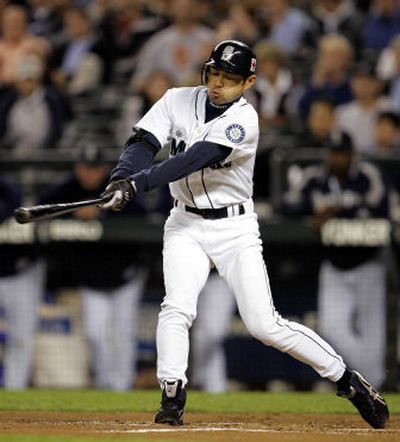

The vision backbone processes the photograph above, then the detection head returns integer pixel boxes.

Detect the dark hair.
[352,61,377,79]
[310,95,335,110]
[377,111,400,128]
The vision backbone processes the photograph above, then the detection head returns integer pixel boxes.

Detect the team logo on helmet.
[225,124,245,143]
[221,45,240,62]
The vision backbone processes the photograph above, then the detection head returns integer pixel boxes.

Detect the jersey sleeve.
[203,108,259,161]
[135,89,173,147]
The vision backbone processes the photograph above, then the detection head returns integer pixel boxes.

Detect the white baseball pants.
[82,269,147,390]
[0,260,44,389]
[157,206,346,386]
[318,257,386,387]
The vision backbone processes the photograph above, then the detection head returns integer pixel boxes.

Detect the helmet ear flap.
[201,65,210,84]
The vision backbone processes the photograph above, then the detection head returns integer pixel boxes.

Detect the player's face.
[207,67,256,105]
[328,150,353,177]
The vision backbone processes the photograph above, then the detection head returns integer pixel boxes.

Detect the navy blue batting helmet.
[202,40,257,83]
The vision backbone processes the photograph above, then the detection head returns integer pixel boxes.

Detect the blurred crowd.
[1,0,400,205]
[0,0,399,157]
[1,0,400,392]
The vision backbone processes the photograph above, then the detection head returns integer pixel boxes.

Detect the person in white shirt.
[335,63,393,153]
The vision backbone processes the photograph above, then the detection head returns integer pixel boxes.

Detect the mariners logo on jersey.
[170,126,187,156]
[225,123,245,144]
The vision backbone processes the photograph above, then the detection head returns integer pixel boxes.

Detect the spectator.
[38,144,148,390]
[249,40,293,130]
[215,1,260,48]
[374,110,400,155]
[335,62,392,153]
[297,97,352,149]
[0,175,45,389]
[50,6,110,95]
[298,33,354,117]
[0,4,50,86]
[26,0,65,45]
[363,0,400,52]
[377,35,400,110]
[0,52,71,152]
[116,70,174,145]
[95,0,166,72]
[377,34,400,81]
[191,0,215,28]
[372,111,400,221]
[306,0,365,58]
[131,0,214,90]
[258,0,312,56]
[282,138,389,388]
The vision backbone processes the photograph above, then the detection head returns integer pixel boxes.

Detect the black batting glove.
[100,179,136,211]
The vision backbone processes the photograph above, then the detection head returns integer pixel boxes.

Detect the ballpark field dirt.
[0,412,399,441]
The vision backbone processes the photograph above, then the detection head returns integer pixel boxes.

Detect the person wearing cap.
[282,135,389,389]
[0,52,71,152]
[38,145,149,390]
[100,39,389,428]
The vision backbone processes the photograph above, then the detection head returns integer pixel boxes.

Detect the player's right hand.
[100,179,136,211]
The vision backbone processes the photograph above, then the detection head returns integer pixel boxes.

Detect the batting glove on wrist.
[100,179,136,211]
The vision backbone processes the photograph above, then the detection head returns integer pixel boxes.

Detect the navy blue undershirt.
[204,96,233,122]
[111,96,237,193]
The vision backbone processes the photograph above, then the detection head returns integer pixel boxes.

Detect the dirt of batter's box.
[0,411,399,441]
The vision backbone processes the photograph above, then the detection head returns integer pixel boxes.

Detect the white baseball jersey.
[136,86,259,208]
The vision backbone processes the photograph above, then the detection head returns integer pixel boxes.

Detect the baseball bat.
[14,197,108,224]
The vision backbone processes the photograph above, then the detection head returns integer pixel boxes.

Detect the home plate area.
[0,412,399,441]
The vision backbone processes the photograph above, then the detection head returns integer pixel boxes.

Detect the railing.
[1,146,399,388]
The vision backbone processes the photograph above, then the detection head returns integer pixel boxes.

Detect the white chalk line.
[23,420,400,436]
[100,426,400,435]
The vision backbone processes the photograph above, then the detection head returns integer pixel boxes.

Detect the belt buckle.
[206,209,222,220]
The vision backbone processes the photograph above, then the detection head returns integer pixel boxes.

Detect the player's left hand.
[100,179,136,211]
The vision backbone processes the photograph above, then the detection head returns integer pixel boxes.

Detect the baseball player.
[101,40,389,428]
[39,145,148,390]
[0,176,45,389]
[282,137,389,388]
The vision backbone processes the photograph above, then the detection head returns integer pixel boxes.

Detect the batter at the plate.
[101,40,389,429]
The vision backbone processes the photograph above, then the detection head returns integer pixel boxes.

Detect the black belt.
[176,201,245,220]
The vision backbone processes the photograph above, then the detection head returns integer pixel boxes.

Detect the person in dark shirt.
[39,145,148,390]
[363,0,400,52]
[298,33,353,118]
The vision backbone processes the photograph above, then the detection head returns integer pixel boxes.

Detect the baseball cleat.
[337,370,389,429]
[154,380,186,425]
